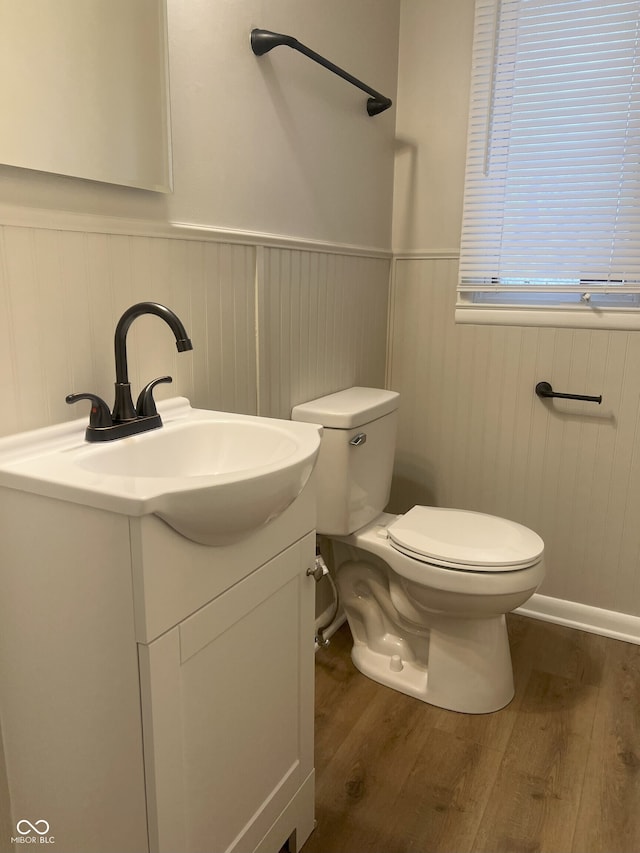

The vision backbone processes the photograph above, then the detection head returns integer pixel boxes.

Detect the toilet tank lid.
[291,387,399,429]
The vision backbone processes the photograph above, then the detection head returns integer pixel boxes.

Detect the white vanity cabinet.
[0,484,317,853]
[138,531,316,853]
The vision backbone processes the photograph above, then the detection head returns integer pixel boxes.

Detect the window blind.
[459,0,640,301]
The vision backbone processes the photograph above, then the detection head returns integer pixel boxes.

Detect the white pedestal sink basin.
[0,398,322,545]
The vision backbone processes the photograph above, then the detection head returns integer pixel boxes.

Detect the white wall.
[389,0,640,627]
[167,0,399,247]
[0,0,399,249]
[392,0,472,252]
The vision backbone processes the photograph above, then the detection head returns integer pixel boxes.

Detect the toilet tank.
[291,387,399,535]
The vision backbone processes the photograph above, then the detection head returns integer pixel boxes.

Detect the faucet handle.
[65,393,113,428]
[136,376,173,418]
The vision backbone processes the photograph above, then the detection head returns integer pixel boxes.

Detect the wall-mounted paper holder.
[535,381,602,404]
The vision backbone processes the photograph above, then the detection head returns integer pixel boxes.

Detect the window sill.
[455,303,640,331]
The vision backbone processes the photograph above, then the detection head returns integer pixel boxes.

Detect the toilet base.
[350,613,515,714]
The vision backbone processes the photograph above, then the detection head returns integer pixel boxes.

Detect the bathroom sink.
[0,398,322,545]
[76,419,303,478]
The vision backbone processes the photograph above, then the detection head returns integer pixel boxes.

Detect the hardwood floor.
[302,615,640,853]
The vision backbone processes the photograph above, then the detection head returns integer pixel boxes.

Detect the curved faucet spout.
[113,302,193,422]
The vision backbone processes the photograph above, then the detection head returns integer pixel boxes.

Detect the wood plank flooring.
[301,615,640,853]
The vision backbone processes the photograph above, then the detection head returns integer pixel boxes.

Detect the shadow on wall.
[393,135,418,250]
[387,451,438,514]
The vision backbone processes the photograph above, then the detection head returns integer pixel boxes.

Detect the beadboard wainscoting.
[258,247,390,420]
[0,215,391,439]
[387,255,640,629]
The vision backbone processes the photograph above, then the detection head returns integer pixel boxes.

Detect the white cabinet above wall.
[0,0,172,192]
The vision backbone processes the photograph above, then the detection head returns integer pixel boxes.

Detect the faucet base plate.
[85,414,163,443]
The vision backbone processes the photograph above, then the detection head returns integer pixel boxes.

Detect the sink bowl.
[0,398,322,545]
[77,420,302,479]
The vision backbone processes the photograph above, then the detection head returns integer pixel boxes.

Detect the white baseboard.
[314,594,640,650]
[516,593,640,646]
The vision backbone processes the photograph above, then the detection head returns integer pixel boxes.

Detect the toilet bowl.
[292,387,545,714]
[329,510,544,713]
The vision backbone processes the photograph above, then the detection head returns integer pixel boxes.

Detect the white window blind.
[458,0,640,326]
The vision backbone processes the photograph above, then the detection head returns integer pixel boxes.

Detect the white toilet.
[292,387,545,714]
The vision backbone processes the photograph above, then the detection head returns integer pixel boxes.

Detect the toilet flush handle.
[349,432,367,447]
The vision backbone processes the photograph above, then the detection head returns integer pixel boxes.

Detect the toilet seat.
[387,506,544,572]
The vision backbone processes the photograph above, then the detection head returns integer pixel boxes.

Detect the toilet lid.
[387,506,544,572]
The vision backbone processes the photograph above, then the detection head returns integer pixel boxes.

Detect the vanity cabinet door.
[138,533,316,853]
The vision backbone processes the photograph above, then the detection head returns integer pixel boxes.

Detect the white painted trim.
[455,303,640,331]
[516,593,640,646]
[385,256,398,389]
[0,203,392,259]
[315,596,640,652]
[254,245,265,418]
[174,222,392,258]
[394,250,461,260]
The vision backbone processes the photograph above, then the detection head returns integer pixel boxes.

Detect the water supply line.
[307,545,341,649]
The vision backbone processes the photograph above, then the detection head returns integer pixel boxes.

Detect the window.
[457,0,640,329]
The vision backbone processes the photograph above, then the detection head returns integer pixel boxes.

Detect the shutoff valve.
[307,554,329,582]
